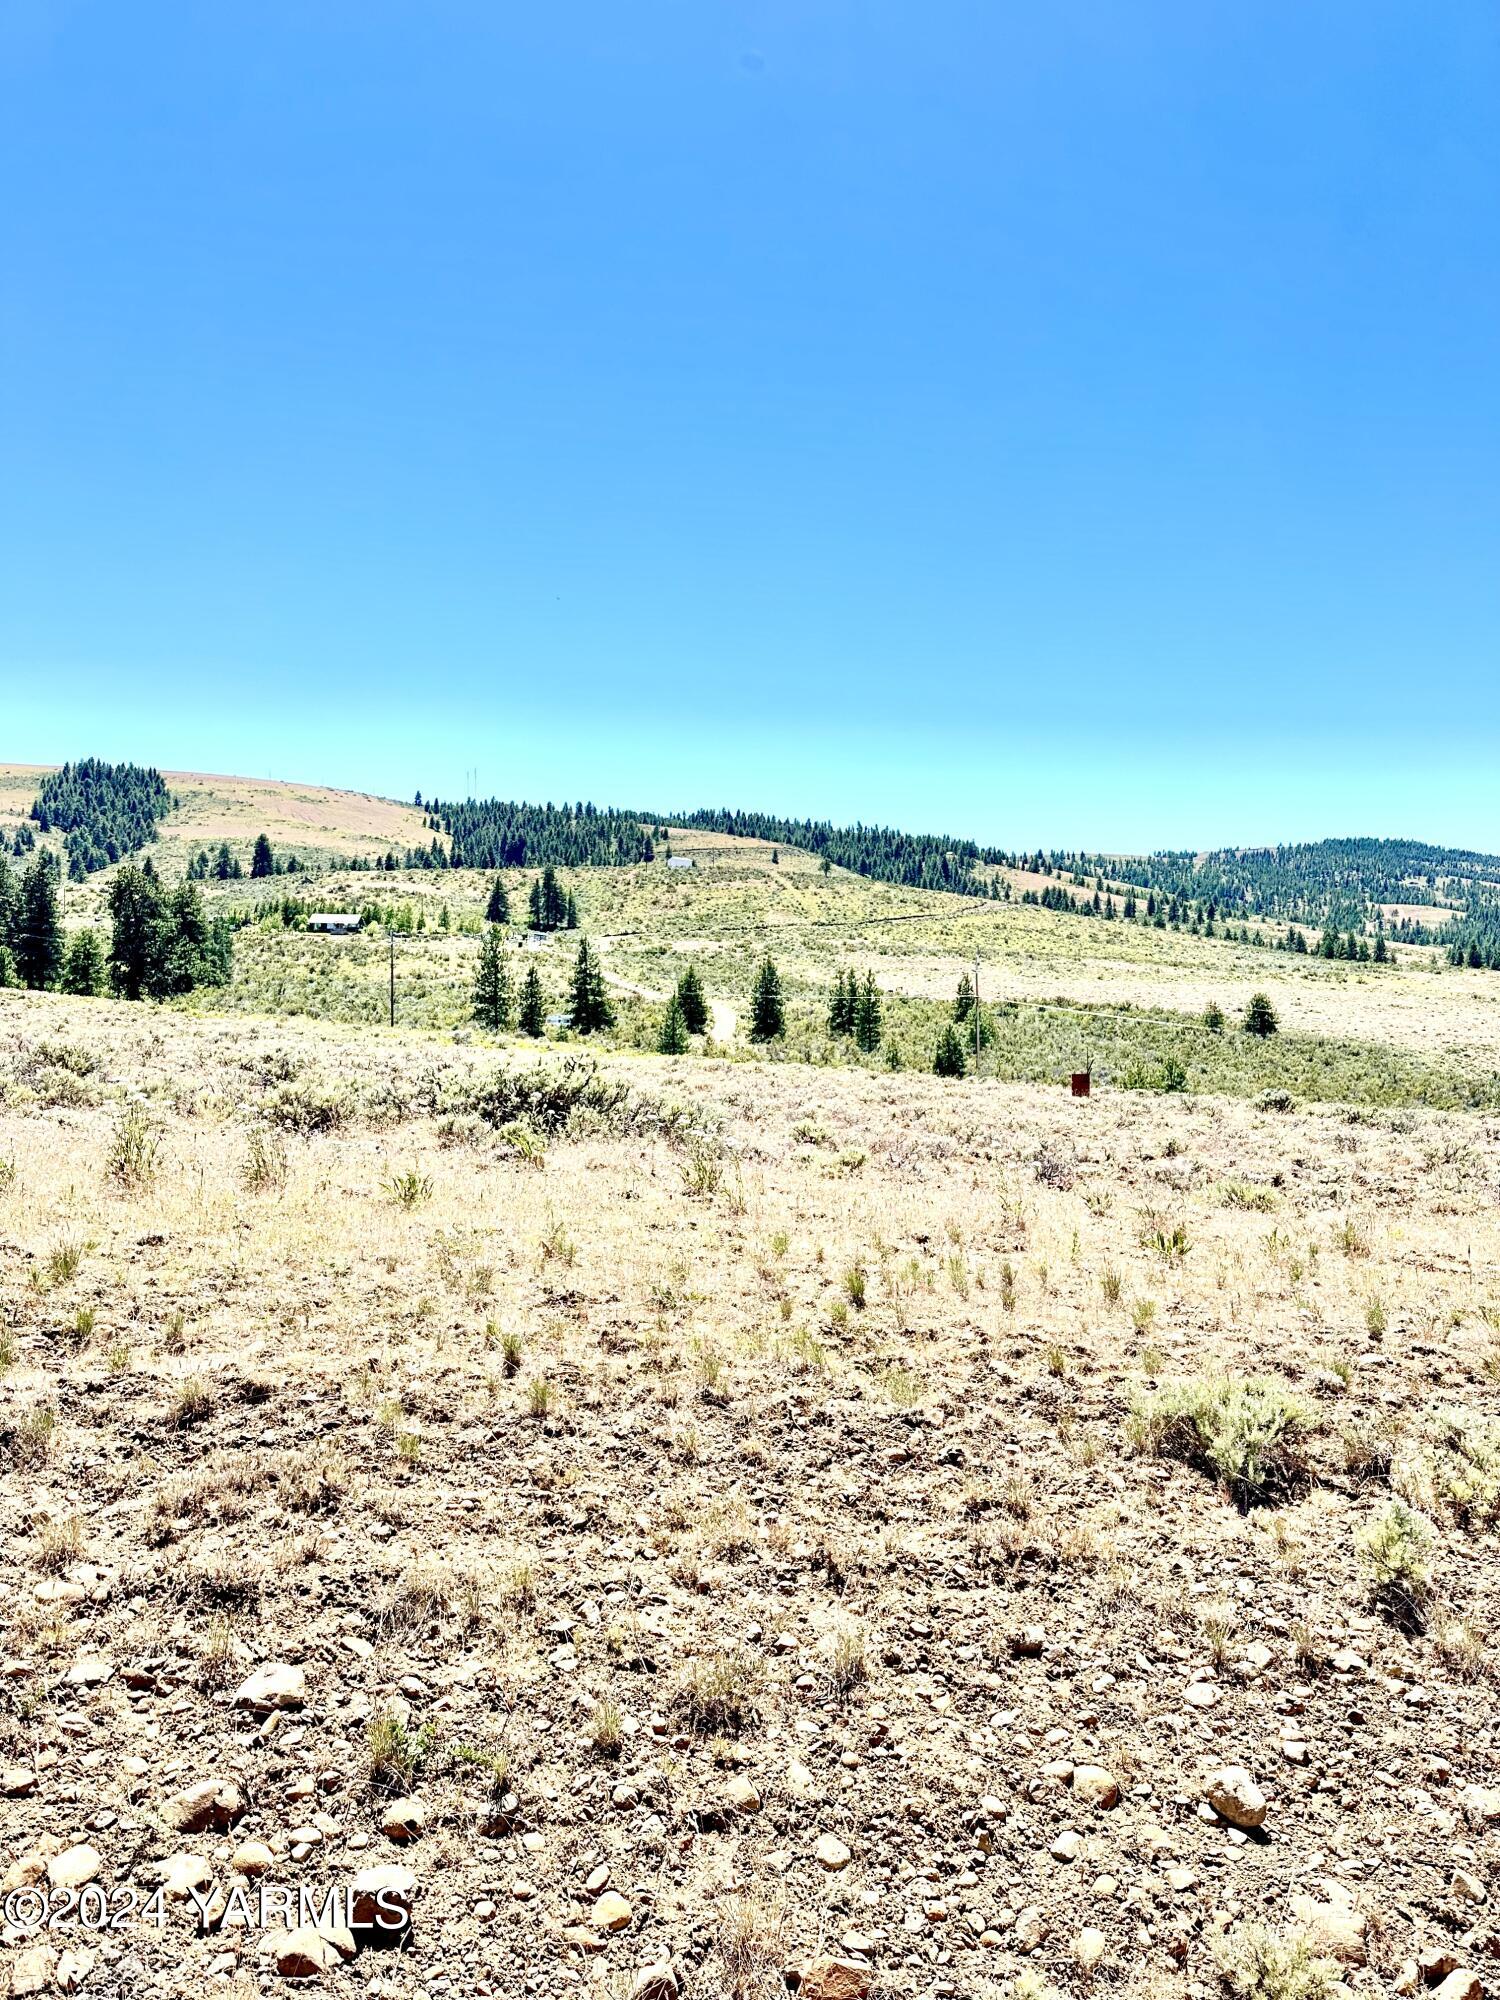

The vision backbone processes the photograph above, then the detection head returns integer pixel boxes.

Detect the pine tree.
[749,957,784,1041]
[675,966,708,1035]
[1244,992,1279,1037]
[60,928,107,996]
[953,972,975,1021]
[0,945,15,988]
[568,938,615,1033]
[15,856,63,990]
[565,890,578,929]
[485,878,511,924]
[933,1024,967,1076]
[472,928,514,1031]
[657,993,690,1054]
[827,969,857,1036]
[1373,934,1388,964]
[518,964,547,1037]
[250,833,275,879]
[528,878,543,929]
[853,973,882,1052]
[0,854,16,950]
[108,864,165,999]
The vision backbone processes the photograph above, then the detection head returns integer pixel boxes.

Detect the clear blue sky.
[2,3,1497,852]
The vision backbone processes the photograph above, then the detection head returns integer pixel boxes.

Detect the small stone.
[350,1863,416,1932]
[1420,1949,1460,1985]
[787,1759,817,1800]
[1204,1765,1267,1830]
[158,1852,213,1900]
[724,1774,761,1813]
[167,1777,244,1833]
[1072,1764,1120,1809]
[593,1890,633,1932]
[2,1765,37,1796]
[235,1662,307,1713]
[1014,1906,1048,1953]
[1076,1928,1108,1970]
[380,1797,427,1842]
[1051,1830,1084,1861]
[233,1841,275,1876]
[794,1961,875,2000]
[1430,1973,1482,2000]
[276,1925,340,1978]
[629,1966,680,2000]
[1010,1626,1046,1656]
[48,1845,102,1889]
[1450,1869,1486,1903]
[65,1656,113,1687]
[815,1833,852,1871]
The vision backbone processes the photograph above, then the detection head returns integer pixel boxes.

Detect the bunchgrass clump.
[677,1647,763,1736]
[367,1708,436,1792]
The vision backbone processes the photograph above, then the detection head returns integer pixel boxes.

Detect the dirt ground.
[2,991,1498,2000]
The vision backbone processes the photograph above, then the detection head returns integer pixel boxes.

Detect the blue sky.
[2,3,1497,852]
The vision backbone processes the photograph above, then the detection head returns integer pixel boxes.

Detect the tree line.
[0,854,230,998]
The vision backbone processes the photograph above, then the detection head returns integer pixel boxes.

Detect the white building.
[307,912,360,934]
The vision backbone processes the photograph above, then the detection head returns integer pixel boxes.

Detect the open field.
[2,991,1499,2000]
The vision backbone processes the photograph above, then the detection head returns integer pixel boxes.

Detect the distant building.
[307,912,360,934]
[667,855,695,870]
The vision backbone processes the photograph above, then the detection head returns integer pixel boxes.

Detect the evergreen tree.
[1203,1000,1225,1033]
[108,864,164,999]
[749,957,784,1041]
[60,928,107,996]
[0,854,16,950]
[15,856,63,989]
[657,993,690,1054]
[853,972,883,1052]
[568,937,615,1033]
[953,972,975,1021]
[250,833,275,879]
[518,964,547,1037]
[472,928,514,1031]
[675,965,708,1035]
[485,877,511,925]
[527,878,543,928]
[1244,991,1279,1037]
[0,945,14,988]
[828,968,856,1036]
[565,890,579,929]
[933,1024,967,1076]
[1373,933,1388,964]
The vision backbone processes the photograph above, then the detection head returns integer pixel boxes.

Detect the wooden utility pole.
[389,933,396,1027]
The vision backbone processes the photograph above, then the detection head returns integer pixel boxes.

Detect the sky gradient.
[2,3,1497,852]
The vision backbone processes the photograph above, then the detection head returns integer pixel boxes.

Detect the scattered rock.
[1051,1830,1084,1861]
[815,1833,852,1871]
[793,1961,876,2000]
[1072,1764,1120,1809]
[275,1926,342,1979]
[1076,1927,1108,1970]
[1015,1906,1048,1953]
[47,1845,102,1890]
[159,1853,214,1900]
[593,1890,633,1932]
[350,1862,416,1933]
[233,1841,275,1876]
[167,1777,244,1833]
[1204,1765,1267,1830]
[380,1796,426,1842]
[9,1945,57,1998]
[723,1773,761,1814]
[235,1662,307,1713]
[2,1764,38,1796]
[1431,1973,1482,2000]
[629,1965,680,2000]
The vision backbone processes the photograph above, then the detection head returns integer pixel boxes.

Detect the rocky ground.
[1,993,1498,2000]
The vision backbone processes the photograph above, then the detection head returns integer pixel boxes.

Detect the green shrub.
[1130,1375,1317,1506]
[1357,1499,1434,1623]
[1213,1922,1345,2000]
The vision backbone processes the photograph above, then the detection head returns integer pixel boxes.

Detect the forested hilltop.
[27,758,173,877]
[1072,837,1500,928]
